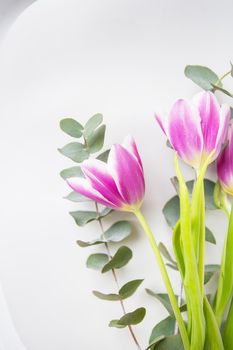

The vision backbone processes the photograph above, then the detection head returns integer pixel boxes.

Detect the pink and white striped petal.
[108,144,145,207]
[167,99,203,168]
[123,135,143,170]
[81,159,124,208]
[67,177,120,208]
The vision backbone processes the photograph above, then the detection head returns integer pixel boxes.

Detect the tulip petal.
[214,104,231,159]
[123,135,143,169]
[81,159,124,207]
[217,123,233,195]
[167,99,203,168]
[155,113,166,134]
[108,144,145,206]
[67,177,119,208]
[193,91,221,154]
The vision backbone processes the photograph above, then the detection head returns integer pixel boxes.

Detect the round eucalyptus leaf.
[153,334,183,350]
[86,253,109,270]
[84,113,103,137]
[87,125,106,153]
[60,166,84,180]
[103,221,132,242]
[69,210,97,226]
[60,118,83,138]
[93,290,121,301]
[184,65,220,90]
[119,279,144,299]
[58,142,89,162]
[117,307,146,326]
[148,316,176,348]
[102,246,132,273]
[97,149,110,162]
[64,191,90,202]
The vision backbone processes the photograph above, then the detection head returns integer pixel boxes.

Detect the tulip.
[217,122,233,195]
[67,135,145,211]
[156,91,230,170]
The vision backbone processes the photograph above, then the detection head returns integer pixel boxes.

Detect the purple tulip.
[217,122,233,195]
[156,91,230,170]
[67,136,145,211]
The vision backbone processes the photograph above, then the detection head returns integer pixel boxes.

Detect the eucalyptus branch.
[94,202,142,350]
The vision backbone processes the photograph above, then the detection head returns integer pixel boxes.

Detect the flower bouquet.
[59,64,233,350]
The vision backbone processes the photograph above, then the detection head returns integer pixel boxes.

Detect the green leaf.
[153,334,183,350]
[70,207,112,227]
[93,279,143,302]
[148,316,176,348]
[97,149,110,162]
[204,264,219,284]
[92,290,120,301]
[60,166,84,180]
[87,125,106,153]
[100,207,113,217]
[163,195,180,228]
[205,227,216,245]
[64,191,90,202]
[86,253,109,270]
[77,220,132,247]
[102,246,132,273]
[163,179,217,228]
[69,210,97,226]
[76,239,104,247]
[184,65,221,90]
[119,279,144,299]
[109,308,146,328]
[158,242,176,265]
[212,85,233,97]
[58,142,89,162]
[103,221,132,242]
[145,290,174,315]
[84,114,103,137]
[60,118,83,138]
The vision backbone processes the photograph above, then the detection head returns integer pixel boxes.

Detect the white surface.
[0,0,232,349]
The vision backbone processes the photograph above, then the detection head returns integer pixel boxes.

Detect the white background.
[0,1,232,349]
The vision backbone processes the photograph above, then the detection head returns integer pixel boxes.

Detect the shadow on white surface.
[0,3,35,349]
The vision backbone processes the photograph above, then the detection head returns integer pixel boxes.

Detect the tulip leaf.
[184,65,221,90]
[86,253,109,270]
[64,191,90,202]
[102,246,133,273]
[119,279,144,299]
[204,264,219,284]
[69,210,97,226]
[109,307,146,328]
[58,142,89,162]
[103,221,132,242]
[151,334,183,350]
[60,118,83,138]
[87,125,106,153]
[97,149,110,162]
[84,113,103,137]
[60,166,84,180]
[92,290,121,301]
[148,316,176,349]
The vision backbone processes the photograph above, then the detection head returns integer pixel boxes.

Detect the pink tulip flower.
[156,91,230,170]
[67,136,145,211]
[217,122,233,195]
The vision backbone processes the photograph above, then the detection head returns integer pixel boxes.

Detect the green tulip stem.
[134,209,190,350]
